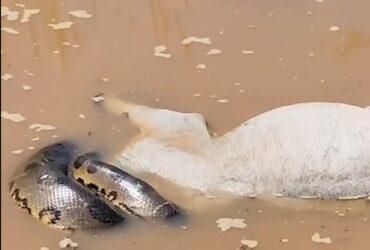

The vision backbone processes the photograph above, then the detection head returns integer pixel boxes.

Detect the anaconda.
[8,142,123,230]
[72,155,178,218]
[9,142,179,231]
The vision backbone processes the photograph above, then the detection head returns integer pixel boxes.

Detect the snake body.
[72,155,178,218]
[9,142,178,231]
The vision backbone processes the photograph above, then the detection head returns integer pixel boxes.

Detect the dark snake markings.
[86,183,100,193]
[76,177,85,185]
[38,206,62,225]
[87,200,120,224]
[11,188,32,215]
[74,159,83,169]
[107,191,118,202]
[118,202,141,217]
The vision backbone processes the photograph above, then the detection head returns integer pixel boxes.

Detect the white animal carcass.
[104,97,370,199]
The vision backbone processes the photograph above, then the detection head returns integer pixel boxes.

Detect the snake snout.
[154,202,179,218]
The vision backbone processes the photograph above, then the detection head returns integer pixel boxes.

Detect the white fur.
[105,98,370,199]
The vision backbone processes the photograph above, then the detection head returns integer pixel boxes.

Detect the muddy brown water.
[2,0,370,249]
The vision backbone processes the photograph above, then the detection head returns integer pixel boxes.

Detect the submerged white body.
[105,98,370,199]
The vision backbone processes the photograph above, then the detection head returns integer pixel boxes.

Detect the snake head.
[153,201,179,218]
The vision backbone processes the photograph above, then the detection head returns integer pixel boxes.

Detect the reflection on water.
[2,0,370,249]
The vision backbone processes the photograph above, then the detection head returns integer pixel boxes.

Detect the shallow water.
[1,0,370,249]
